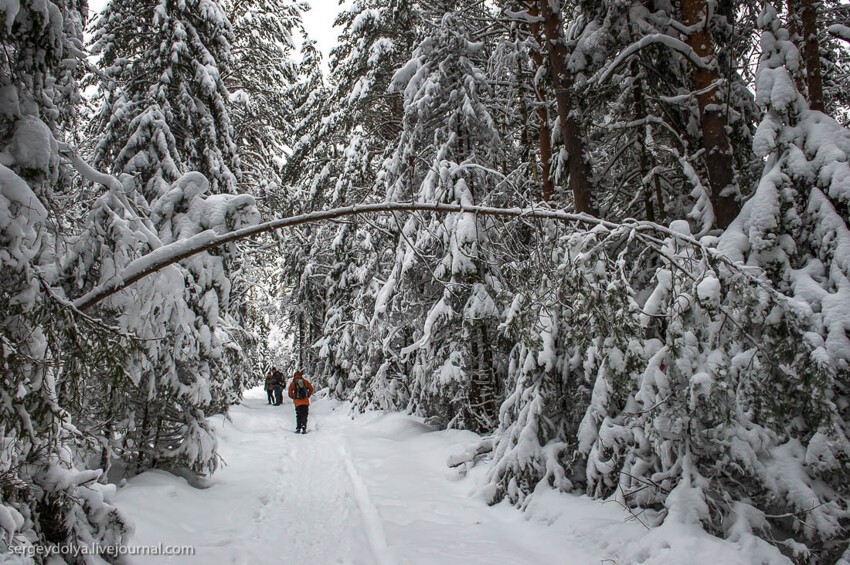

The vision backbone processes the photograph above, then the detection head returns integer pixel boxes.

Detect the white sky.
[302,0,347,62]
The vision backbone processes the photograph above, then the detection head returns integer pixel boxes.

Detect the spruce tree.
[89,0,241,199]
[370,6,507,430]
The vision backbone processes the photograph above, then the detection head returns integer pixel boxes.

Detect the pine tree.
[712,7,850,557]
[62,169,261,476]
[278,0,423,382]
[535,0,596,214]
[78,0,275,478]
[330,0,420,144]
[575,0,760,229]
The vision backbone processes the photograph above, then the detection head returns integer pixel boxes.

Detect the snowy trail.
[116,388,759,565]
[117,392,379,564]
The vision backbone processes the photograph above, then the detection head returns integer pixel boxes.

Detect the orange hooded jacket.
[288,375,314,407]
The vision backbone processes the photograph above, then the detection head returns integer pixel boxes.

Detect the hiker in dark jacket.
[264,370,275,404]
[271,368,285,405]
[288,371,314,433]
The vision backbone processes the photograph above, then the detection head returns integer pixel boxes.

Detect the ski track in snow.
[115,389,626,565]
[340,443,393,565]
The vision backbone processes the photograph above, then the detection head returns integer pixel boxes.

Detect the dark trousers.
[295,405,309,430]
[266,388,274,404]
[273,386,283,405]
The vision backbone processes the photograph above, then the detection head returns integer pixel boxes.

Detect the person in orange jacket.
[288,371,314,434]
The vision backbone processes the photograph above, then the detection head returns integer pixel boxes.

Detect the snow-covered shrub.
[486,225,645,506]
[584,219,846,558]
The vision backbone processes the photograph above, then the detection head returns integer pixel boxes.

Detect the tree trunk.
[137,402,151,473]
[537,0,595,214]
[298,313,305,369]
[477,324,496,427]
[634,77,656,223]
[680,0,739,229]
[73,201,633,312]
[786,0,809,93]
[627,17,660,223]
[467,324,497,433]
[527,0,555,202]
[800,0,824,112]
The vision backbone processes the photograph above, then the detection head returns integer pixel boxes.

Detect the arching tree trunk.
[70,201,636,313]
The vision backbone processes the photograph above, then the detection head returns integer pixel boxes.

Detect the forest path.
[115,388,614,564]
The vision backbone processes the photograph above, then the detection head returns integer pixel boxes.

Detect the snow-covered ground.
[116,388,782,565]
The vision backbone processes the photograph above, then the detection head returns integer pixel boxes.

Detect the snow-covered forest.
[2,0,850,562]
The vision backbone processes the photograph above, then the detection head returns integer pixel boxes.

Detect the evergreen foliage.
[89,0,241,198]
[1,0,132,554]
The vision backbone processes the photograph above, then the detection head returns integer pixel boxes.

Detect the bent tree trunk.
[72,202,627,312]
[680,0,740,229]
[537,0,596,215]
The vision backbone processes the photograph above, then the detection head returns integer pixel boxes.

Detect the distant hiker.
[264,370,275,404]
[271,367,285,406]
[288,371,314,433]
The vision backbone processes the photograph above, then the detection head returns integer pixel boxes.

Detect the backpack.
[294,378,308,400]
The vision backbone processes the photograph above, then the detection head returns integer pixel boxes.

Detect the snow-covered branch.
[828,24,850,43]
[73,203,600,310]
[593,34,709,85]
[59,143,124,193]
[73,201,757,313]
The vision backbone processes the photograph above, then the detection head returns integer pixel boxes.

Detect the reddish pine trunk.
[537,0,595,215]
[681,0,739,229]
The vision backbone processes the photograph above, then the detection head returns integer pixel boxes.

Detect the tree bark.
[298,313,305,369]
[477,324,496,427]
[537,0,595,215]
[527,0,555,202]
[680,0,739,229]
[800,0,825,112]
[627,15,661,223]
[633,71,657,223]
[467,324,497,433]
